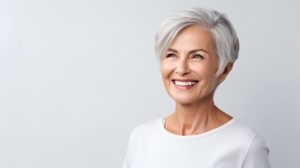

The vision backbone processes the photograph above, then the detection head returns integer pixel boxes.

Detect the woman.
[122,7,271,168]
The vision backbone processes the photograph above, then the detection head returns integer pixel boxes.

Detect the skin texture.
[161,25,234,136]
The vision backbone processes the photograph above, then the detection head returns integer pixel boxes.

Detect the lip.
[171,79,199,90]
[172,79,199,82]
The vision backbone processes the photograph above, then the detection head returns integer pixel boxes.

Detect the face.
[161,25,222,105]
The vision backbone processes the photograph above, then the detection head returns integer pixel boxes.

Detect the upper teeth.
[174,81,197,86]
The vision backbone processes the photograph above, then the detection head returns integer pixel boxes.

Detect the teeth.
[174,81,197,86]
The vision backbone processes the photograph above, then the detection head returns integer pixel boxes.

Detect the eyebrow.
[167,48,210,55]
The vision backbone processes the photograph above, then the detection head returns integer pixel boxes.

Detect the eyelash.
[166,53,176,58]
[165,53,204,59]
[192,54,204,59]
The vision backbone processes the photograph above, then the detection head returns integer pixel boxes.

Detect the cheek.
[192,79,213,99]
[192,66,218,95]
[161,62,174,79]
[192,62,217,78]
[198,76,218,94]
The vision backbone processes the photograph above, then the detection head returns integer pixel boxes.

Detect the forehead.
[169,25,216,52]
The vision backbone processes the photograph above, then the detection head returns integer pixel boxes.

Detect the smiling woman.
[161,25,222,106]
[122,7,271,168]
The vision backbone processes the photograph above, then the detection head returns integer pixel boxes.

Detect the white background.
[0,0,299,167]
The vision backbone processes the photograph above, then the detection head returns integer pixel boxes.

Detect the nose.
[175,57,190,76]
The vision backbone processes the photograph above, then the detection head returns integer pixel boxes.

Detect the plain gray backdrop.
[0,0,299,167]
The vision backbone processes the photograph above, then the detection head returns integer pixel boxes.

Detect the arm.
[242,135,271,168]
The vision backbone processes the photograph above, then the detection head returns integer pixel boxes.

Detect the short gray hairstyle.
[155,7,239,77]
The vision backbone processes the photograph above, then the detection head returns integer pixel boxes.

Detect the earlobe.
[218,63,234,82]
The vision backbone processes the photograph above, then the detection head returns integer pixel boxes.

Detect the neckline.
[160,117,236,139]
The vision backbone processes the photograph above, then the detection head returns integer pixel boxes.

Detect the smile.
[172,79,199,89]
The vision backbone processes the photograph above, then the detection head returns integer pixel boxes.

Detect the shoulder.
[223,119,259,141]
[128,117,162,140]
[224,119,271,167]
[215,119,267,153]
[240,129,271,167]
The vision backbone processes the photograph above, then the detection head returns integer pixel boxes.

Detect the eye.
[165,53,176,58]
[192,54,204,59]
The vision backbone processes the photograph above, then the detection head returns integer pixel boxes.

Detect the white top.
[122,117,271,168]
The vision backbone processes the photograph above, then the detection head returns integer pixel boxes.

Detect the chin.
[170,94,198,105]
[169,91,214,106]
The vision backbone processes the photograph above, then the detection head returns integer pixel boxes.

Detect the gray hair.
[155,7,239,77]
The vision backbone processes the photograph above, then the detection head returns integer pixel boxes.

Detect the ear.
[217,63,234,82]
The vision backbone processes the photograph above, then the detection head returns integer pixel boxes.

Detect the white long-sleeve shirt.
[122,117,271,168]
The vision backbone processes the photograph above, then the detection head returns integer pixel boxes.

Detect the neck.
[169,95,230,136]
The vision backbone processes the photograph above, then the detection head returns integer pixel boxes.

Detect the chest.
[132,137,247,168]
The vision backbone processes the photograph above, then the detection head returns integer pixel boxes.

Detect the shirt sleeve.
[242,134,271,168]
[122,130,135,168]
